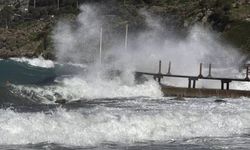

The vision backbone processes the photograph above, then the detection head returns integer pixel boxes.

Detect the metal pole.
[157,60,162,83]
[246,65,249,80]
[167,61,171,75]
[76,0,79,9]
[208,64,212,77]
[34,0,36,8]
[158,60,162,74]
[198,63,203,78]
[57,0,60,10]
[124,24,128,51]
[99,27,103,64]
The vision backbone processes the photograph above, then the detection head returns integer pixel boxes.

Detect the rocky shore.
[0,0,250,59]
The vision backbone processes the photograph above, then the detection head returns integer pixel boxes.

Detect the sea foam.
[10,57,55,68]
[1,99,250,146]
[11,76,163,103]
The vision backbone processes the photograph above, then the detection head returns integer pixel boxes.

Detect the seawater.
[1,59,250,149]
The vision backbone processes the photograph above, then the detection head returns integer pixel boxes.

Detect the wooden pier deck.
[135,61,250,98]
[160,85,250,98]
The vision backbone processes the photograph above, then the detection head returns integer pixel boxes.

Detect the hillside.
[0,0,250,59]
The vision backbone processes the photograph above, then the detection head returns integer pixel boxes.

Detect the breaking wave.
[11,76,163,103]
[1,99,250,146]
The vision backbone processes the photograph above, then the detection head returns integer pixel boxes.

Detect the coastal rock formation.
[0,0,249,59]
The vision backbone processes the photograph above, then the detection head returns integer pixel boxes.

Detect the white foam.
[55,62,87,68]
[10,57,55,68]
[11,76,163,103]
[229,72,250,90]
[1,99,250,146]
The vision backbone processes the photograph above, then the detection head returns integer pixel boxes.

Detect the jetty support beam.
[188,77,198,89]
[221,80,232,90]
[246,65,250,80]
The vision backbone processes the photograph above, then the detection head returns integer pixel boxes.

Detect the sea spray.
[6,3,250,103]
[52,4,246,89]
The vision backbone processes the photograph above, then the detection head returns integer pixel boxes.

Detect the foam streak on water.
[1,98,250,147]
[10,57,55,68]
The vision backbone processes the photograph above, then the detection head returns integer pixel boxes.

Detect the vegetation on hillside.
[0,0,249,59]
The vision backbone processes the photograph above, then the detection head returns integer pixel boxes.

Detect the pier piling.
[221,80,231,90]
[193,80,196,88]
[246,65,250,80]
[188,78,198,89]
[188,79,191,88]
[221,81,224,90]
[136,62,250,94]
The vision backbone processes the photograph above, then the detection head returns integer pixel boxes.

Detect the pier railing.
[135,61,250,90]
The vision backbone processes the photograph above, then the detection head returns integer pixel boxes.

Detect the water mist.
[10,4,249,103]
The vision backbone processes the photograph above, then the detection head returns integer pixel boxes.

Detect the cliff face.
[0,0,249,59]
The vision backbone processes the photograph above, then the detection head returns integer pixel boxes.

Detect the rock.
[214,99,226,103]
[55,99,67,104]
[170,96,185,101]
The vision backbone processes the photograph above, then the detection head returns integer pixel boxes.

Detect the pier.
[135,61,250,98]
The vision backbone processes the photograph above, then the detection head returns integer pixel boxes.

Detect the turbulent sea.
[2,58,250,150]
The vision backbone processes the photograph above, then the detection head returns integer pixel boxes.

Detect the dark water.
[1,59,250,150]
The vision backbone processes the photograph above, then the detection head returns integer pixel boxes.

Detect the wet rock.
[55,99,67,104]
[214,99,226,103]
[170,96,185,101]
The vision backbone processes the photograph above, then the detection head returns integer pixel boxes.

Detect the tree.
[1,5,14,29]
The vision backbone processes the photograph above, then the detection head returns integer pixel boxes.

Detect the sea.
[1,57,250,150]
